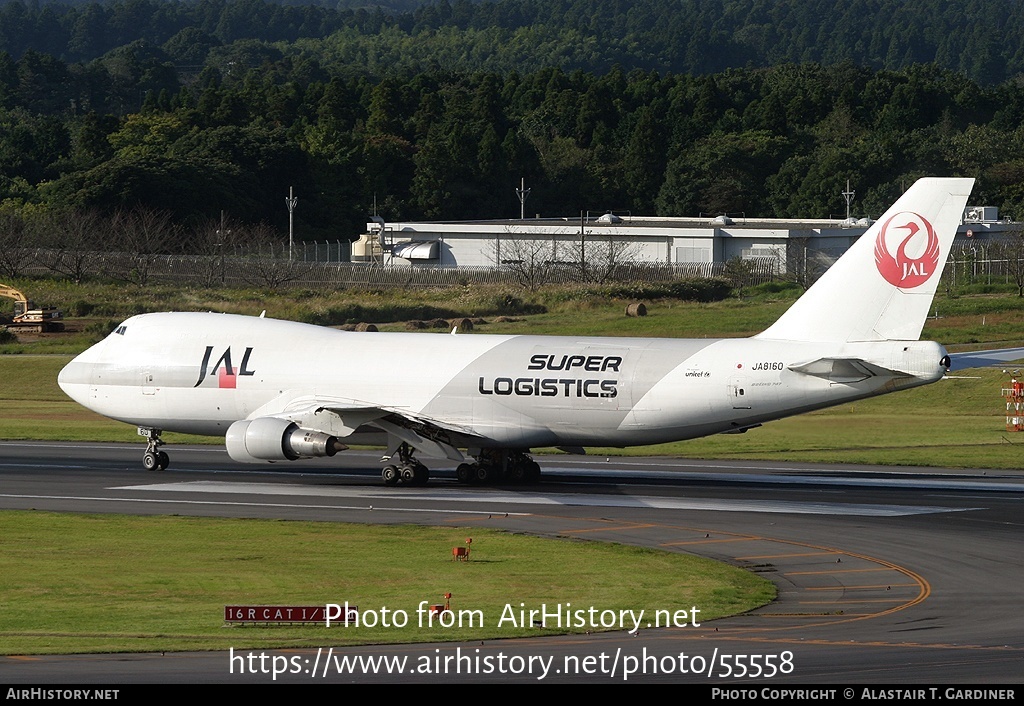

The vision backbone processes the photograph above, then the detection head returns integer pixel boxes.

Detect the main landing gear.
[139,427,169,471]
[455,450,541,485]
[381,443,429,486]
[378,445,541,487]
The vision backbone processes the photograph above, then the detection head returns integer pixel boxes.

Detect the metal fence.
[146,258,740,289]
[227,240,351,263]
[4,236,810,292]
[944,243,1020,288]
[12,248,763,289]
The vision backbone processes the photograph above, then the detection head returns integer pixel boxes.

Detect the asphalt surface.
[1,441,1022,684]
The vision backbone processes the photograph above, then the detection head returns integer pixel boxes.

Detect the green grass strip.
[0,511,774,655]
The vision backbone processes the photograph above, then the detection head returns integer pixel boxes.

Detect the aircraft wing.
[947,347,1024,371]
[249,392,386,435]
[246,391,482,462]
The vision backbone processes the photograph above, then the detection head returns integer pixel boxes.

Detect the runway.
[2,441,1023,683]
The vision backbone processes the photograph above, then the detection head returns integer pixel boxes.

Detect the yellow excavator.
[0,283,64,333]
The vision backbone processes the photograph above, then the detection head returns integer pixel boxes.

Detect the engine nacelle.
[226,417,346,463]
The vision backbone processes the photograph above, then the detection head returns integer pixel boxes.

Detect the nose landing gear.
[139,427,169,471]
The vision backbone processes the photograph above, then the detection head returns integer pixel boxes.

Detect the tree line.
[3,0,1024,85]
[5,53,1024,241]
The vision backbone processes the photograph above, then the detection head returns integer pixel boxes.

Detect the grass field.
[0,512,774,655]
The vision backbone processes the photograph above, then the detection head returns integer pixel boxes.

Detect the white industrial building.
[352,207,1010,272]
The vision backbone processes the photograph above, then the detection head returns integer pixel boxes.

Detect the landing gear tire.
[456,463,475,484]
[383,442,433,487]
[525,460,541,484]
[143,451,168,471]
[468,450,541,485]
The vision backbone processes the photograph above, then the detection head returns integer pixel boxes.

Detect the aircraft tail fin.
[756,177,974,343]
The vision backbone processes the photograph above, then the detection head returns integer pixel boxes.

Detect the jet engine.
[226,417,346,463]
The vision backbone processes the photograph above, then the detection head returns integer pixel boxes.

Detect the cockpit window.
[115,325,127,335]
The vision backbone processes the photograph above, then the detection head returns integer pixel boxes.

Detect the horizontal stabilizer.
[948,347,1024,371]
[789,357,908,384]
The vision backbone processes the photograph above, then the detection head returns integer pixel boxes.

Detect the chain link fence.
[9,247,774,290]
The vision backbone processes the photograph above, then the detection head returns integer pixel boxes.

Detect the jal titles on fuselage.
[192,345,256,388]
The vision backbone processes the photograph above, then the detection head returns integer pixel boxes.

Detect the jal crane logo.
[873,211,940,288]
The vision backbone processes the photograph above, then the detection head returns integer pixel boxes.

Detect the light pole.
[285,186,298,261]
[215,210,230,285]
[842,180,855,221]
[579,210,586,280]
[516,177,530,220]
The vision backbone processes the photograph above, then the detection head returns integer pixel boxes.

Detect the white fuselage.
[58,312,948,451]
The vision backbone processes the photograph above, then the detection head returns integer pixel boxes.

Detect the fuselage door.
[729,375,750,409]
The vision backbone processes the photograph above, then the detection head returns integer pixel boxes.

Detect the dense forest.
[3,0,1024,82]
[2,0,1024,248]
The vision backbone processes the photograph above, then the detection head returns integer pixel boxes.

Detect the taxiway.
[1,441,1022,683]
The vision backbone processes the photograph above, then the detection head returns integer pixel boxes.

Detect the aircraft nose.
[58,339,107,404]
[58,354,90,405]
